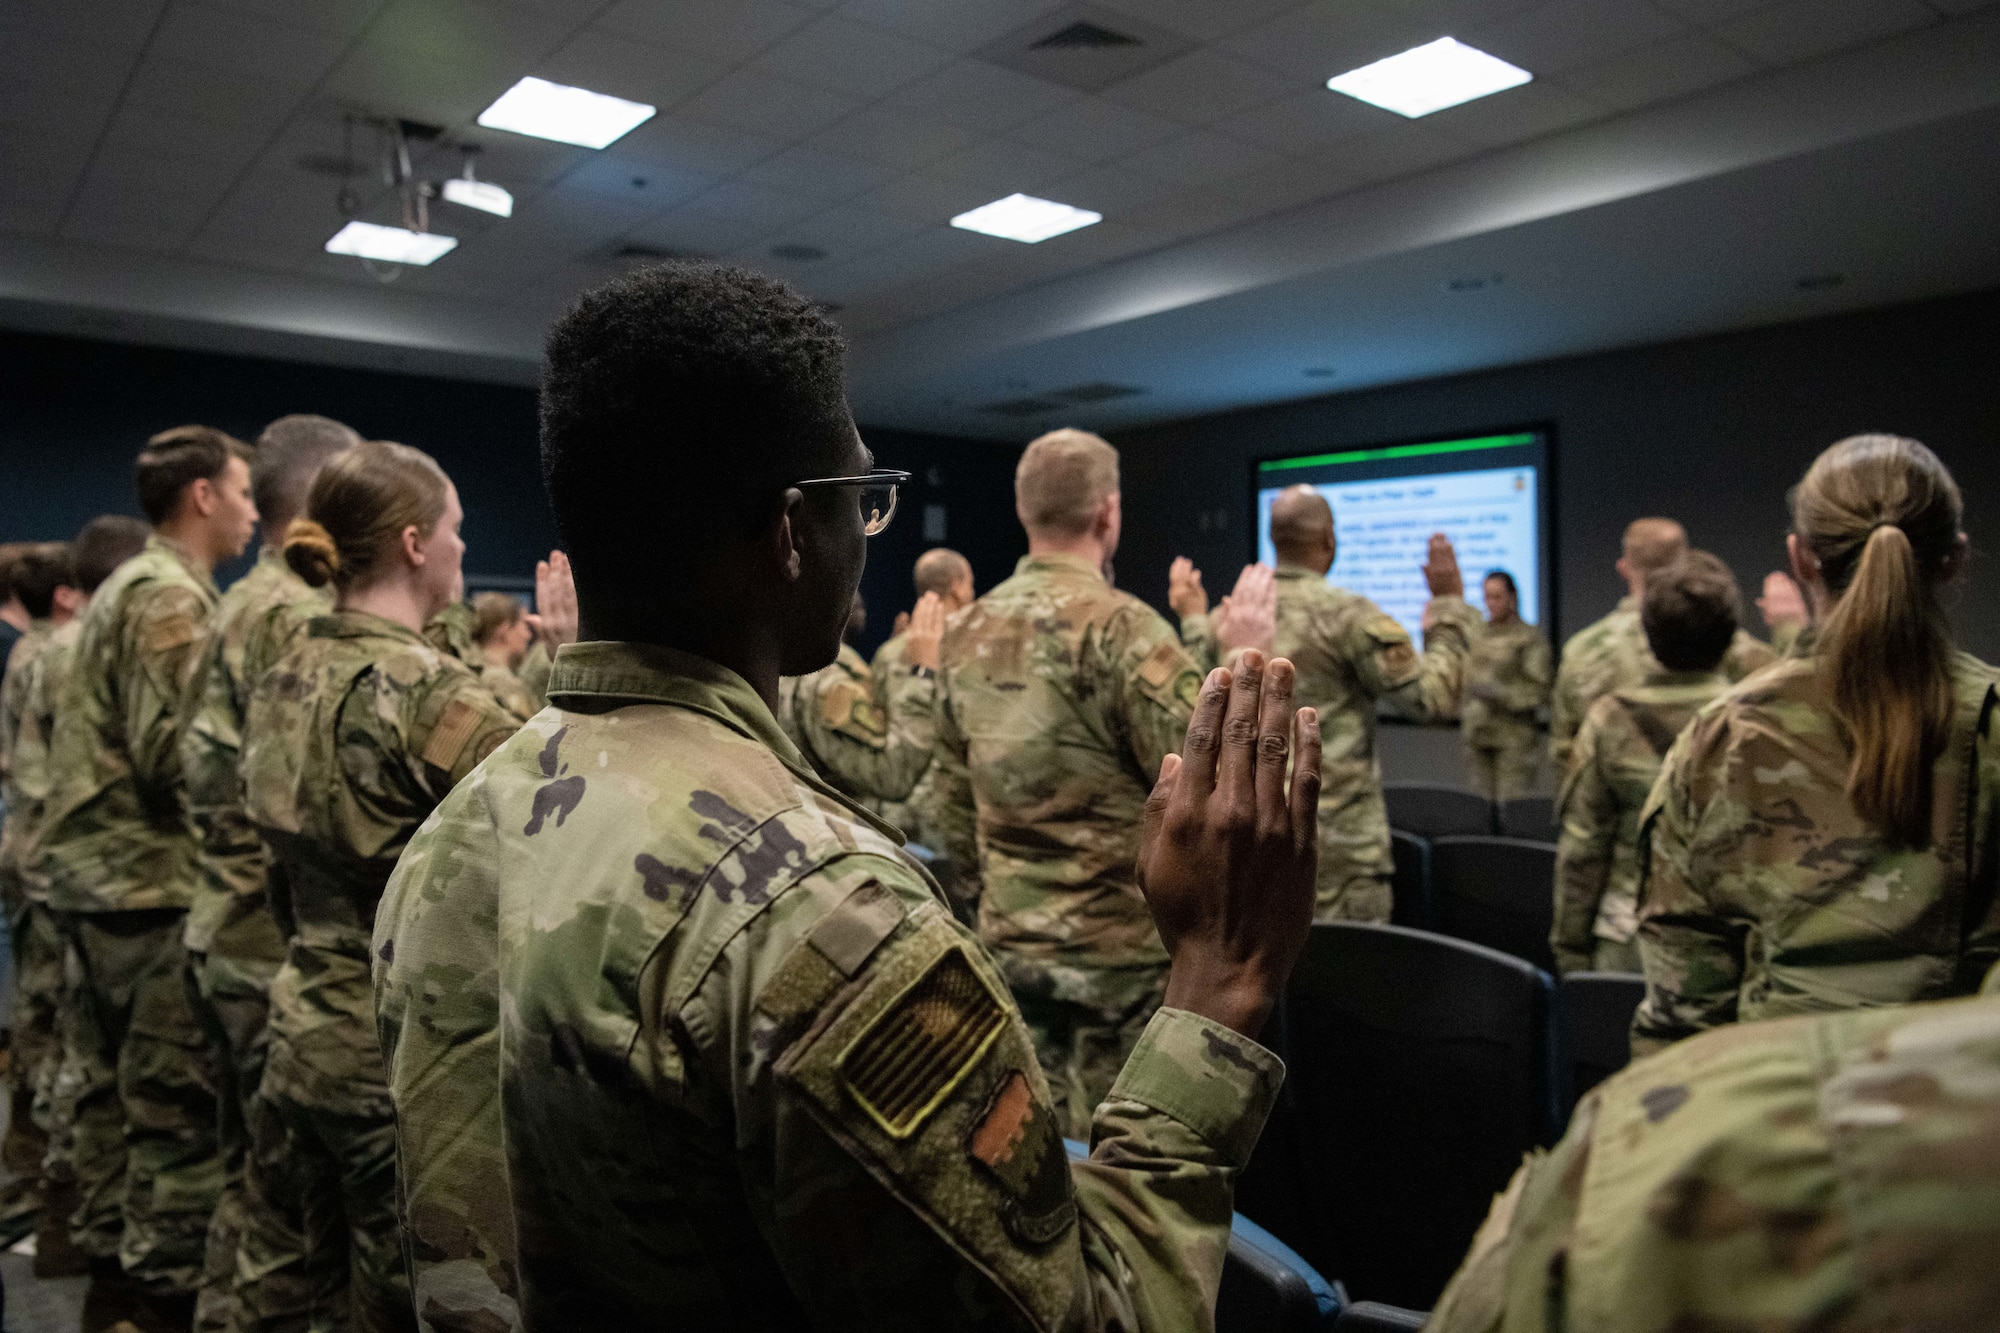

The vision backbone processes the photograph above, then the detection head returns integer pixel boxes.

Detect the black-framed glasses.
[792,468,909,536]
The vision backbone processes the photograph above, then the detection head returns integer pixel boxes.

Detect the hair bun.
[283,518,341,588]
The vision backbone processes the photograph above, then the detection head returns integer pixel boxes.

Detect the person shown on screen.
[1550,518,1780,774]
[1550,552,1737,976]
[1459,570,1551,802]
[1176,484,1479,922]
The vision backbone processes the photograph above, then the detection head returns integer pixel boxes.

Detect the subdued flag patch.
[422,698,484,771]
[839,947,1006,1139]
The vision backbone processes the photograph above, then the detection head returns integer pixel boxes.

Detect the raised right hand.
[903,592,945,672]
[1138,652,1320,1040]
[1168,556,1209,620]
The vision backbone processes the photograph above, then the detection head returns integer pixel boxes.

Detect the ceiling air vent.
[599,242,707,264]
[1031,21,1140,50]
[979,398,1064,418]
[1049,381,1143,403]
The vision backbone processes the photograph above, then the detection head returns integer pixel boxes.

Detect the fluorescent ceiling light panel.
[1326,37,1530,118]
[476,76,655,148]
[324,221,458,265]
[442,176,514,217]
[951,193,1102,243]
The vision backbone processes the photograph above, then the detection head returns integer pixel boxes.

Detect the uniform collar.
[308,609,428,645]
[1615,594,1638,614]
[546,641,806,770]
[1641,667,1726,689]
[1273,563,1323,581]
[146,534,216,591]
[1016,551,1104,583]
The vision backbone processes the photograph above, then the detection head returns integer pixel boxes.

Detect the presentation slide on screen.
[1256,461,1542,643]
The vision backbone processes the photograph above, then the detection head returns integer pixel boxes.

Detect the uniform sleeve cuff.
[1107,1007,1285,1166]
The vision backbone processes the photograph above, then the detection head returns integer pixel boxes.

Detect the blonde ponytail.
[284,518,341,588]
[1793,434,1962,847]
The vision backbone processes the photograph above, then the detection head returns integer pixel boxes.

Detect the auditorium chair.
[1267,923,1565,1309]
[1562,970,1647,1107]
[1381,782,1494,840]
[1498,794,1557,841]
[1389,830,1432,929]
[1429,835,1559,974]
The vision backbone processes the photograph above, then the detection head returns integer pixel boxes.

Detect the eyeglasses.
[792,468,909,536]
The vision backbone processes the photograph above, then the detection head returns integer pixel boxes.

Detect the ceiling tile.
[595,0,819,63]
[1100,46,1295,127]
[615,116,784,177]
[1004,95,1182,164]
[366,0,575,65]
[747,14,955,99]
[1114,186,1277,241]
[0,86,116,145]
[810,104,982,171]
[1648,0,1783,25]
[760,202,931,259]
[123,61,307,132]
[1310,119,1478,182]
[1219,1,1437,85]
[322,35,525,124]
[1716,0,1934,64]
[200,0,387,38]
[676,69,863,140]
[1124,130,1287,187]
[0,32,143,104]
[0,194,71,237]
[1553,31,1757,111]
[1420,80,1604,147]
[858,170,1010,223]
[96,106,271,171]
[533,27,727,110]
[182,226,312,275]
[453,131,595,188]
[0,0,166,52]
[922,137,1089,193]
[881,59,1081,134]
[834,0,1064,54]
[555,153,712,207]
[1089,0,1302,42]
[623,208,779,257]
[734,144,899,202]
[147,3,351,85]
[1042,160,1178,214]
[1925,0,2000,13]
[682,177,838,230]
[1214,87,1401,157]
[1467,0,1688,75]
[1223,155,1360,213]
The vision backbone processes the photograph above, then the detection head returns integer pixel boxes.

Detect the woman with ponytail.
[1631,434,1997,1054]
[234,442,535,1330]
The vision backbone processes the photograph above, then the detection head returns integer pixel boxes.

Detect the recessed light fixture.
[951,193,1102,243]
[1327,37,1530,118]
[476,76,656,149]
[324,220,457,265]
[442,177,513,217]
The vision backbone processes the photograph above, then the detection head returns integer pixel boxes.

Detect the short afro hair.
[540,262,852,598]
[1642,550,1740,672]
[135,425,250,524]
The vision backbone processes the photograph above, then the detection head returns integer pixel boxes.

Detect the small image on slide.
[1254,430,1551,644]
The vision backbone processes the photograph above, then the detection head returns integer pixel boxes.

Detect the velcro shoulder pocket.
[777,911,1082,1328]
[820,678,888,748]
[1134,639,1201,712]
[1362,614,1418,677]
[421,696,484,772]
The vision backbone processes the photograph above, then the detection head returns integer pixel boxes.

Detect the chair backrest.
[1065,1138,1342,1332]
[1498,795,1556,841]
[1382,782,1494,840]
[1277,923,1564,1309]
[1429,835,1559,974]
[1388,831,1431,930]
[1561,971,1646,1107]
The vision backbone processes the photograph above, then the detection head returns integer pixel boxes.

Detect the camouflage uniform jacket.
[778,640,936,806]
[244,610,518,1111]
[1550,596,1776,773]
[933,554,1200,968]
[177,548,328,951]
[12,621,80,906]
[1459,617,1551,751]
[1196,565,1480,890]
[869,630,930,838]
[373,640,1285,1331]
[1629,650,2000,1055]
[42,536,215,914]
[1551,670,1727,975]
[1427,966,2000,1333]
[0,620,56,901]
[424,601,541,723]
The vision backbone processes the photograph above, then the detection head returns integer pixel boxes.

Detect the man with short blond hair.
[934,427,1270,1135]
[1550,518,1776,772]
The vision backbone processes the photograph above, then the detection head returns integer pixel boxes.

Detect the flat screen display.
[1253,429,1552,643]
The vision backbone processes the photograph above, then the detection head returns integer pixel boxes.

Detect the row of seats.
[1391,832,1558,974]
[1225,923,1644,1314]
[1384,781,1556,842]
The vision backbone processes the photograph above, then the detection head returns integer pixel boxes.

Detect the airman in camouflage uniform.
[1181,495,1480,923]
[0,605,58,1238]
[178,546,328,1329]
[375,640,1291,1330]
[1549,519,1779,774]
[1428,964,2000,1332]
[426,599,542,723]
[871,549,975,855]
[777,638,936,809]
[41,529,229,1304]
[934,549,1202,1137]
[1459,573,1551,802]
[1630,646,2000,1055]
[239,608,517,1331]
